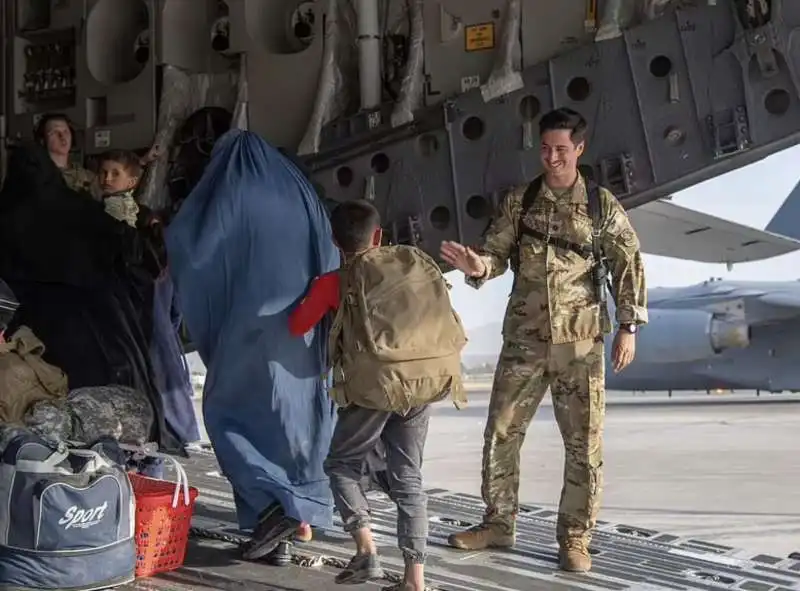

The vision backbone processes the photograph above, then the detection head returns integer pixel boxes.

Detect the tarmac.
[125,391,800,590]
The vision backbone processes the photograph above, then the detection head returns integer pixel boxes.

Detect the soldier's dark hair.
[98,149,143,177]
[33,113,76,146]
[330,200,381,254]
[539,108,587,144]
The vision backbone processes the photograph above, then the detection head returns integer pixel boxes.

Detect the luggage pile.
[0,430,197,590]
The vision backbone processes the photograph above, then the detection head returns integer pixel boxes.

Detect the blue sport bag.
[0,433,136,590]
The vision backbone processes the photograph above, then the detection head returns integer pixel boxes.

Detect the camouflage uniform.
[24,385,154,445]
[450,176,647,565]
[61,165,102,201]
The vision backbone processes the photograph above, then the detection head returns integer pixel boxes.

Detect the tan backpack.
[0,326,68,424]
[328,245,468,413]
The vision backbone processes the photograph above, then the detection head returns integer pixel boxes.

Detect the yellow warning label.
[465,23,495,52]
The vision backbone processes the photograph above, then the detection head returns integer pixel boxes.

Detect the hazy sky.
[448,145,800,329]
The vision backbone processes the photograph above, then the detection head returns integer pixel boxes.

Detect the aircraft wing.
[628,200,800,263]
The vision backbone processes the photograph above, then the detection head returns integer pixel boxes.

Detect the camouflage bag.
[328,245,468,413]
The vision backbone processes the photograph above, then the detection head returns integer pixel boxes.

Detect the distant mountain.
[463,322,502,367]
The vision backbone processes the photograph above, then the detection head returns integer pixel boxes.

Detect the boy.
[290,200,466,591]
[286,201,379,336]
[97,150,142,227]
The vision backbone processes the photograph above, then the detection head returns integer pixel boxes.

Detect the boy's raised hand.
[440,241,486,278]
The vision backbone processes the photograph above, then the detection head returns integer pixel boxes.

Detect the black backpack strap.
[510,176,542,275]
[586,181,614,301]
[586,180,602,261]
[517,176,543,242]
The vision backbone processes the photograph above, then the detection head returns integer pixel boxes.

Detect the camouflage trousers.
[481,338,605,545]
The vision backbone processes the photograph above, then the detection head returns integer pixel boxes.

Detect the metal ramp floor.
[125,449,800,591]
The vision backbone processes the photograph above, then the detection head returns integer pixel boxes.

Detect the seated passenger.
[291,201,466,591]
[165,129,339,563]
[34,113,101,200]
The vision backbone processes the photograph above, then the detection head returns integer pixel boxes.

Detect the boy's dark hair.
[330,200,381,254]
[33,113,76,146]
[98,149,143,177]
[539,107,587,144]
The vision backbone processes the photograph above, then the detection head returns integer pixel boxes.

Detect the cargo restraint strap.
[188,526,409,587]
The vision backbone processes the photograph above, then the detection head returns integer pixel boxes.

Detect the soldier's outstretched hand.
[612,330,636,373]
[440,241,486,277]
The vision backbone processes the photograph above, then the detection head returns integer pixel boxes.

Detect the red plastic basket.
[129,471,199,578]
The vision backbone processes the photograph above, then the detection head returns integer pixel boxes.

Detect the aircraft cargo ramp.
[123,447,800,591]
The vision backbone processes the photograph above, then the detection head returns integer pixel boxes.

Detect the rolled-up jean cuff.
[400,544,427,564]
[342,515,371,533]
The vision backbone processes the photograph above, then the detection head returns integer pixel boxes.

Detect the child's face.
[99,160,138,195]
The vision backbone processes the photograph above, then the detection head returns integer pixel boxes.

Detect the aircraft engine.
[634,309,750,364]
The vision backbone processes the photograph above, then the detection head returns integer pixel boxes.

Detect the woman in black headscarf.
[0,136,181,453]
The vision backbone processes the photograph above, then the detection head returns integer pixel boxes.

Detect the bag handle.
[15,443,113,475]
[14,448,71,474]
[68,448,113,474]
[118,442,191,508]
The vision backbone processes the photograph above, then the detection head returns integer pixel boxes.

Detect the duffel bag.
[0,432,135,590]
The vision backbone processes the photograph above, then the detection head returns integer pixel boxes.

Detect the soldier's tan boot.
[447,524,515,550]
[558,539,592,572]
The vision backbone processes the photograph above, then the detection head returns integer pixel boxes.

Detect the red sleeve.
[288,272,340,336]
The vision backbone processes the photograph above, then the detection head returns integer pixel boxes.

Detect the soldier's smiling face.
[540,129,584,179]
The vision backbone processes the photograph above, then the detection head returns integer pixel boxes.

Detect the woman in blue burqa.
[165,128,339,561]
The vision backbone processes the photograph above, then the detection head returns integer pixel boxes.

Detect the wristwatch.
[619,323,638,334]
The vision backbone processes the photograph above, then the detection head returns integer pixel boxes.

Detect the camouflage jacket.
[467,175,648,344]
[61,165,101,201]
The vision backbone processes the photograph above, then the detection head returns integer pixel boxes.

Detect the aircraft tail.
[765,179,800,240]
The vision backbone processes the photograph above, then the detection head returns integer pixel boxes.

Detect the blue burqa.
[165,129,339,530]
[149,274,200,445]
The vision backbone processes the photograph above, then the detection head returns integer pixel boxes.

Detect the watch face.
[627,324,637,333]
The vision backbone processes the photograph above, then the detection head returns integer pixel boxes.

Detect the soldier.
[34,113,101,200]
[440,107,647,572]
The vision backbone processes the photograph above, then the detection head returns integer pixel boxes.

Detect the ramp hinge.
[598,153,635,196]
[708,106,750,158]
[385,215,423,247]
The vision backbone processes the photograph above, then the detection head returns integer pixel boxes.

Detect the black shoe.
[335,553,384,584]
[266,540,292,567]
[242,504,301,561]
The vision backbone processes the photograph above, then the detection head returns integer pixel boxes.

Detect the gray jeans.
[324,404,431,563]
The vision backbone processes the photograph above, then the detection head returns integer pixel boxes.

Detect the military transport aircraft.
[4,1,800,590]
[4,0,800,265]
[607,276,800,392]
[607,177,800,392]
